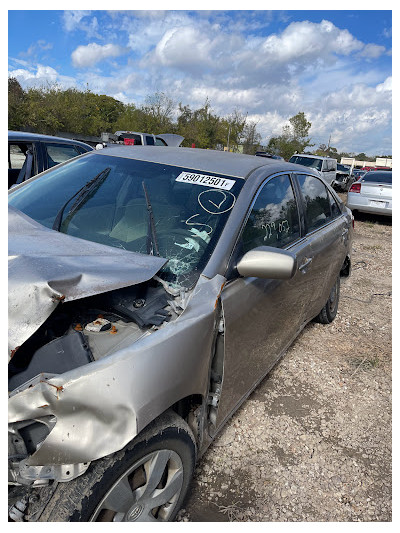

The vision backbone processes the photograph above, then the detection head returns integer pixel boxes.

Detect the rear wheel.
[38,412,196,522]
[315,276,340,324]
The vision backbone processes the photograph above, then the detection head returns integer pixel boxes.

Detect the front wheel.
[314,276,340,324]
[38,412,196,522]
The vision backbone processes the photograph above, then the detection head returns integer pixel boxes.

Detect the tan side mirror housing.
[236,246,297,279]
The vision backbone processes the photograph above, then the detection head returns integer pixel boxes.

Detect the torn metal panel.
[8,206,167,358]
[8,274,225,469]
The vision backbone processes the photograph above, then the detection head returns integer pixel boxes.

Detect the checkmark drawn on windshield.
[208,191,227,209]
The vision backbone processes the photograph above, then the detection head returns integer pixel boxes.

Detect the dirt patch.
[178,200,392,522]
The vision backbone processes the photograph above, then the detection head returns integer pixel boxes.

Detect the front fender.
[8,274,226,466]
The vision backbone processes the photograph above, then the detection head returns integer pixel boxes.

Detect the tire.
[38,411,196,522]
[314,276,340,324]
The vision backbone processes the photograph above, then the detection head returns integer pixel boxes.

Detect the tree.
[222,109,248,152]
[8,77,26,130]
[266,111,312,160]
[313,144,340,161]
[141,92,175,133]
[241,120,262,155]
[177,99,224,149]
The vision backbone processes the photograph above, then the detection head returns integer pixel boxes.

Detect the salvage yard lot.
[179,199,392,522]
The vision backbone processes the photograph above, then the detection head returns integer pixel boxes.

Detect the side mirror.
[236,246,297,279]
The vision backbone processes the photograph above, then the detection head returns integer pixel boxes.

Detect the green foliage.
[266,111,313,160]
[8,81,262,152]
[241,120,262,155]
[8,77,26,130]
[177,99,225,149]
[313,144,340,160]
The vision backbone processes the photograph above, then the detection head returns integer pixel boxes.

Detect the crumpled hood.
[8,206,168,358]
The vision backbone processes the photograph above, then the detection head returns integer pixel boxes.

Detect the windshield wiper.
[52,168,111,232]
[142,180,160,256]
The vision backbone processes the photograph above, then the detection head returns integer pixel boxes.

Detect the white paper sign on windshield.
[176,172,236,190]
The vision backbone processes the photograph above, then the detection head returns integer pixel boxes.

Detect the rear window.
[362,172,392,184]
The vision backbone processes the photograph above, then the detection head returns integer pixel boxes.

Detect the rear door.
[295,173,349,322]
[214,173,313,429]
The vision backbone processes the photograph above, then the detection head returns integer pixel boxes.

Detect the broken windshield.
[9,153,244,288]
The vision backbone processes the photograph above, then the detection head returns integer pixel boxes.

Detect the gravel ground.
[178,200,392,522]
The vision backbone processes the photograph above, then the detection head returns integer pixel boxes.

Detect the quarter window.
[242,174,300,252]
[298,175,331,231]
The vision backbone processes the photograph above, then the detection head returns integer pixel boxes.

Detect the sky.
[8,6,393,155]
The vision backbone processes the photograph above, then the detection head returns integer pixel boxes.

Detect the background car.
[255,151,284,160]
[347,170,392,216]
[8,147,352,522]
[351,169,367,180]
[333,163,352,191]
[8,131,93,188]
[114,131,184,146]
[288,153,337,186]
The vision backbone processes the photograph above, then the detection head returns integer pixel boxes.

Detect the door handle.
[341,228,349,237]
[299,257,312,271]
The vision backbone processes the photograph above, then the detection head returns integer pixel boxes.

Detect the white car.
[347,171,392,216]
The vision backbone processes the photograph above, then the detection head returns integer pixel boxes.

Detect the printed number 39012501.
[175,172,236,191]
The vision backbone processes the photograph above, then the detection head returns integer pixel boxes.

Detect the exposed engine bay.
[9,278,186,394]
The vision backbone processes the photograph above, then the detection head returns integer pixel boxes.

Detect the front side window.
[44,143,81,168]
[298,174,331,232]
[242,174,300,253]
[9,153,244,288]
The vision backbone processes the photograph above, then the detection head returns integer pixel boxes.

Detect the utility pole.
[227,124,231,152]
[327,134,331,150]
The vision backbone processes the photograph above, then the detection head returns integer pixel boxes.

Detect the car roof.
[93,145,294,179]
[8,130,92,149]
[291,153,335,160]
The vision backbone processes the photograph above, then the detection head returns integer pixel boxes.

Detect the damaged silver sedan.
[8,146,352,521]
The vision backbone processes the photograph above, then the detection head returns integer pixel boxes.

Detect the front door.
[214,173,314,429]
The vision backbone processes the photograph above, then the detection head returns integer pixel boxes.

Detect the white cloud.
[8,64,77,89]
[71,43,127,68]
[305,77,392,153]
[376,76,392,92]
[259,20,363,62]
[143,18,387,91]
[63,11,92,32]
[21,40,53,58]
[359,43,386,59]
[63,11,100,39]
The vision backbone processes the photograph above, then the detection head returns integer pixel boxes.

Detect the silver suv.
[289,153,337,186]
